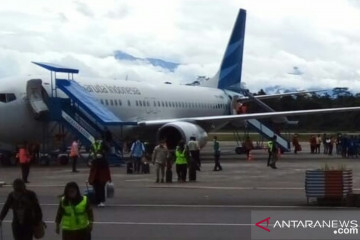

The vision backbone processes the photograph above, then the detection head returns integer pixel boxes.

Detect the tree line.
[247,88,360,131]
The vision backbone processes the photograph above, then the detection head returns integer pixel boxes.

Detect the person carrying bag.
[0,178,44,240]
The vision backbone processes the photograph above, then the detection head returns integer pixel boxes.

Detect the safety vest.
[19,148,30,164]
[175,149,187,165]
[267,141,273,150]
[70,141,79,157]
[91,140,102,156]
[61,196,90,231]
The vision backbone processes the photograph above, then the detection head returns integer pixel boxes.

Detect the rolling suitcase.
[166,169,172,183]
[84,182,97,204]
[127,162,133,174]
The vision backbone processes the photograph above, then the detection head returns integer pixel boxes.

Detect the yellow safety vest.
[61,196,90,231]
[91,141,102,156]
[175,149,187,165]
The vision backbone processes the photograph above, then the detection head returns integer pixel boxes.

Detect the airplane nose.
[0,79,39,144]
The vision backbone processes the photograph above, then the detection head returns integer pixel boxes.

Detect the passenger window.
[119,100,122,106]
[128,100,131,106]
[139,101,143,107]
[110,100,114,106]
[100,99,104,105]
[105,100,109,105]
[0,94,5,103]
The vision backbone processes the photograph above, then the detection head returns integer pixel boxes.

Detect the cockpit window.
[0,93,16,103]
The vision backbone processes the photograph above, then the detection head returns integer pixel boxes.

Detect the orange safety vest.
[19,148,30,164]
[70,141,79,157]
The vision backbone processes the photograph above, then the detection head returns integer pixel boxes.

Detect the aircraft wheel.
[235,147,245,154]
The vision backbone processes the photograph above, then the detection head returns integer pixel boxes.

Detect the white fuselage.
[0,75,234,149]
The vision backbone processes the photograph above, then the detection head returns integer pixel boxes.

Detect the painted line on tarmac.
[0,203,348,209]
[150,185,305,190]
[0,219,249,226]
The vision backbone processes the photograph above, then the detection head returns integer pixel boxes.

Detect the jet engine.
[157,122,208,149]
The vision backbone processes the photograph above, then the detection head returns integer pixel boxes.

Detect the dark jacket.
[88,158,111,185]
[0,190,42,225]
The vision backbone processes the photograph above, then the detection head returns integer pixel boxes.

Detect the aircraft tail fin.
[202,9,246,91]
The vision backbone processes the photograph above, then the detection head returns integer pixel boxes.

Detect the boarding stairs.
[33,62,136,166]
[240,89,291,152]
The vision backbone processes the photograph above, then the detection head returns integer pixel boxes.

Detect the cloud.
[74,1,94,18]
[1,0,360,93]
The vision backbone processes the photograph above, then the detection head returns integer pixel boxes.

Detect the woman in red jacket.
[88,154,111,207]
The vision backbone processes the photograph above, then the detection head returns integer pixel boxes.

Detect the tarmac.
[0,141,359,240]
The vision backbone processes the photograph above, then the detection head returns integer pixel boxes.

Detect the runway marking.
[150,186,305,190]
[124,179,153,182]
[0,203,349,209]
[0,219,250,226]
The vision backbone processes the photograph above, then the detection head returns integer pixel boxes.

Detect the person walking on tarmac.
[152,140,168,183]
[213,136,222,171]
[18,142,31,183]
[88,154,112,207]
[56,182,93,240]
[70,138,80,173]
[130,137,145,174]
[175,140,189,182]
[90,138,108,160]
[267,135,278,169]
[243,136,254,160]
[0,178,43,240]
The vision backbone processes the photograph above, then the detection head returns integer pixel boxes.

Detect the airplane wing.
[245,90,324,101]
[138,106,360,126]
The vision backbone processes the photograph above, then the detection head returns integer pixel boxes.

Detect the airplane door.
[26,79,49,117]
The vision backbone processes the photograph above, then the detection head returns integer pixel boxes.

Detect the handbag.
[33,221,46,239]
[106,182,114,198]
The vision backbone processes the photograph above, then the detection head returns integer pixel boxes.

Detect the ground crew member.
[175,141,188,182]
[19,142,31,183]
[70,138,80,173]
[91,138,107,158]
[56,182,93,240]
[213,136,222,171]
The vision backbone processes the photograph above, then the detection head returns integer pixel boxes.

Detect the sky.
[1,0,360,93]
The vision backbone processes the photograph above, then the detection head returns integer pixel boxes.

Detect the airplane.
[0,9,360,160]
